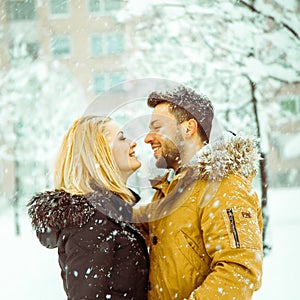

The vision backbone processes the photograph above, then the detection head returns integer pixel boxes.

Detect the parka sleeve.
[189,175,263,300]
[62,217,119,300]
[133,205,150,246]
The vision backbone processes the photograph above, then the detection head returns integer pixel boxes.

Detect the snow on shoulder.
[187,134,261,181]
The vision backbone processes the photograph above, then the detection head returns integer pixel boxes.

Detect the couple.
[28,85,263,300]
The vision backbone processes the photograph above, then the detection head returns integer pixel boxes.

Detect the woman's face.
[104,120,141,181]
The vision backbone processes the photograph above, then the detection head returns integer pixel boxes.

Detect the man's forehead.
[150,113,177,125]
[150,103,177,121]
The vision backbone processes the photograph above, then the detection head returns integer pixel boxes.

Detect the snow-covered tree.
[118,0,300,254]
[0,39,85,234]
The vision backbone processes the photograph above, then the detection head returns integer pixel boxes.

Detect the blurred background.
[0,0,299,299]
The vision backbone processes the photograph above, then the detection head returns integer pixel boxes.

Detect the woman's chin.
[132,160,142,171]
[123,160,142,179]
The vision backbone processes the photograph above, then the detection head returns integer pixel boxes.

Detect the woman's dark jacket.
[27,189,149,300]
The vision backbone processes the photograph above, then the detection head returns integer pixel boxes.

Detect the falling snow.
[2,188,295,299]
[1,1,299,299]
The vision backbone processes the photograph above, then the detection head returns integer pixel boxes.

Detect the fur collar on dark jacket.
[27,188,140,232]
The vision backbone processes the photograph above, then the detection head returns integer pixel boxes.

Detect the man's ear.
[185,119,198,137]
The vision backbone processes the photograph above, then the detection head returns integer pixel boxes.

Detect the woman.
[27,115,149,300]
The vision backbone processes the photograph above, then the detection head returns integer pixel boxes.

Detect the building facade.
[0,0,133,205]
[1,0,128,102]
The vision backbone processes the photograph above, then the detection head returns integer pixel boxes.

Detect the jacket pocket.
[222,206,262,250]
[176,230,210,273]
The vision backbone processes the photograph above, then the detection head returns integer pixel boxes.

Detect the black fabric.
[28,190,149,300]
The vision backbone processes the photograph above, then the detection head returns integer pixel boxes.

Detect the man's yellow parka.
[134,135,263,300]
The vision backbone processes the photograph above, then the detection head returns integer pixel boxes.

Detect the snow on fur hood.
[186,135,261,181]
[27,189,136,232]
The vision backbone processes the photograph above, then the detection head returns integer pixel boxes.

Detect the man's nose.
[144,132,153,144]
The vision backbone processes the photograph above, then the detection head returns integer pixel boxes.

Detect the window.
[7,0,36,21]
[94,75,105,95]
[51,36,71,58]
[91,35,104,56]
[277,133,300,160]
[108,73,124,88]
[93,73,125,94]
[105,0,121,11]
[107,33,124,54]
[280,96,300,116]
[88,0,101,12]
[26,42,39,58]
[49,0,69,16]
[88,0,121,13]
[9,41,39,60]
[90,32,124,56]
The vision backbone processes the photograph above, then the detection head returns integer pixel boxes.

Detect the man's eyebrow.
[150,120,159,126]
[149,120,160,128]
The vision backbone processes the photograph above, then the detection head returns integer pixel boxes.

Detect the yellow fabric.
[134,170,263,300]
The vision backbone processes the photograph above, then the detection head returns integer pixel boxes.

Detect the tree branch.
[239,0,300,40]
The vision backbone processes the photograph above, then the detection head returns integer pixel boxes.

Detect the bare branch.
[239,0,300,40]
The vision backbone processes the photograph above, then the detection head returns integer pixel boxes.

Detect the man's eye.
[120,135,127,140]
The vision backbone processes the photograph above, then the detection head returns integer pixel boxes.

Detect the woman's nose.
[130,140,137,148]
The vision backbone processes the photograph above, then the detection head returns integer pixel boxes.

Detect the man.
[134,85,263,300]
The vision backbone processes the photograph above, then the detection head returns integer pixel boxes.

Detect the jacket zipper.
[226,208,240,248]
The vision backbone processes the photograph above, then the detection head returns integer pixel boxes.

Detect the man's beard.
[155,133,184,170]
[155,149,180,169]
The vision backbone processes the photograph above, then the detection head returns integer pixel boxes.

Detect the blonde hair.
[54,115,134,202]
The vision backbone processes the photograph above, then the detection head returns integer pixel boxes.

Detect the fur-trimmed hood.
[150,135,260,190]
[28,189,138,233]
[187,135,260,181]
